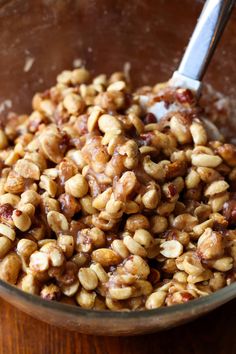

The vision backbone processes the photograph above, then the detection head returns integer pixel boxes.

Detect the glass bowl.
[0,0,235,335]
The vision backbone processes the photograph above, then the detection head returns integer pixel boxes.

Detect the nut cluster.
[0,67,235,311]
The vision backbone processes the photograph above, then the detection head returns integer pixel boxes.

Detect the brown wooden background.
[0,298,235,354]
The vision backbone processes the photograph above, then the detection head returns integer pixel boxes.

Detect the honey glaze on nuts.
[0,66,235,310]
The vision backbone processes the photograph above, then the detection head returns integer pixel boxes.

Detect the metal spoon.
[141,0,235,120]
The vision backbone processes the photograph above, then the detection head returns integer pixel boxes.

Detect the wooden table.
[0,298,235,354]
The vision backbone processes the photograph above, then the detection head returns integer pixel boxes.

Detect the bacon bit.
[181,292,194,302]
[15,210,22,217]
[143,113,157,124]
[176,89,194,104]
[0,204,14,220]
[152,89,176,105]
[139,132,154,146]
[168,184,177,197]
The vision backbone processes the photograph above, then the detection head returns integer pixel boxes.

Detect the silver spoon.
[141,0,235,120]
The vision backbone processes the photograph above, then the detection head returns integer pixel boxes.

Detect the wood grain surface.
[0,298,235,354]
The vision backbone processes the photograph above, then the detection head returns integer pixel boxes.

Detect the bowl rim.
[1,278,235,319]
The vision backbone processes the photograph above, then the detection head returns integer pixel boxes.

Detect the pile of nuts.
[0,66,235,311]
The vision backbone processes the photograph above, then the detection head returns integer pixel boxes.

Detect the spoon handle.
[171,0,235,92]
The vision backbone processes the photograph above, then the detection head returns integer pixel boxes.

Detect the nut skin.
[0,204,14,223]
[197,228,224,260]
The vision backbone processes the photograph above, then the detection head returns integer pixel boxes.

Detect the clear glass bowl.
[0,0,235,335]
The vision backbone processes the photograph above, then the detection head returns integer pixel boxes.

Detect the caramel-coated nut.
[12,210,31,232]
[39,131,64,163]
[0,223,16,241]
[160,240,183,258]
[78,267,98,291]
[98,114,122,133]
[47,211,69,233]
[92,249,121,267]
[0,237,12,258]
[14,159,40,180]
[65,174,88,198]
[145,291,166,309]
[197,228,223,260]
[204,180,229,196]
[191,154,222,167]
[0,253,21,284]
